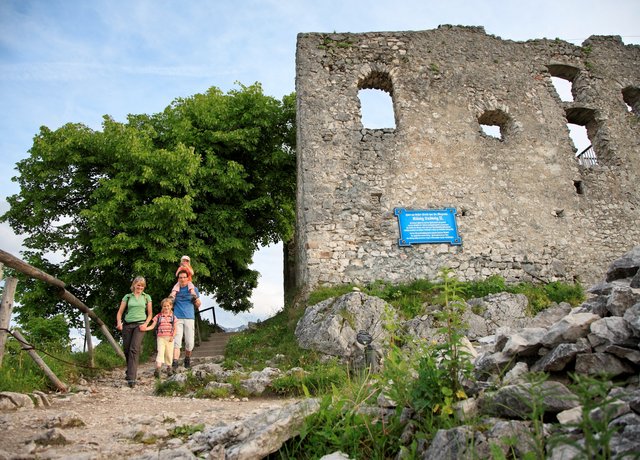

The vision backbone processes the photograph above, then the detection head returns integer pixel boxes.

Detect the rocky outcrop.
[189,398,319,459]
[0,391,50,410]
[295,291,396,365]
[294,246,640,459]
[403,247,640,459]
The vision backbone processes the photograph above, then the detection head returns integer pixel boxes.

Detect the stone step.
[191,332,238,359]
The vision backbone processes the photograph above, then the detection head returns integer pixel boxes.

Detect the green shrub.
[510,283,552,316]
[195,386,232,399]
[23,314,71,351]
[155,379,186,396]
[72,342,125,379]
[0,335,125,392]
[464,275,507,299]
[363,276,583,321]
[410,269,473,431]
[549,373,621,459]
[281,377,404,459]
[543,281,584,306]
[169,423,204,440]
[0,339,52,392]
[365,279,436,319]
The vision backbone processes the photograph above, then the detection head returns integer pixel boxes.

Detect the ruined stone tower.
[293,25,640,296]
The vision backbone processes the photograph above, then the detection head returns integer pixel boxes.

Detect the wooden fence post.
[10,329,68,392]
[0,277,18,367]
[83,312,94,367]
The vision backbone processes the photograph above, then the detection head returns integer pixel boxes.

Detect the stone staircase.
[190,332,237,359]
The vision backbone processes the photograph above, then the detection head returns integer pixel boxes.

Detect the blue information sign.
[394,208,462,247]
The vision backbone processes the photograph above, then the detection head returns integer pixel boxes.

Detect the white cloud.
[0,201,26,258]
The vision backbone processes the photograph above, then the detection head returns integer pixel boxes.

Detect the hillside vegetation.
[2,272,589,459]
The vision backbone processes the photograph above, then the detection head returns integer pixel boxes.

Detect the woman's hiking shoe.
[184,357,191,368]
[172,360,178,370]
[153,369,160,379]
[127,380,136,388]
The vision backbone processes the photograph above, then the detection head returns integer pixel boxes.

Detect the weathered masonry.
[293,25,640,296]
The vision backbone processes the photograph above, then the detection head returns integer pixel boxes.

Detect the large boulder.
[294,292,395,360]
[606,246,640,282]
[464,293,530,339]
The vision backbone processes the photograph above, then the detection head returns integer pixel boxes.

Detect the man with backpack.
[171,269,201,369]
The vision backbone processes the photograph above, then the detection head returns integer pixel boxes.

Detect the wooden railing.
[0,250,126,392]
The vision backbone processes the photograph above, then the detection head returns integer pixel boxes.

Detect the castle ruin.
[293,25,640,296]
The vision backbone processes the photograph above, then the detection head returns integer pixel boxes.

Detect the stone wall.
[293,25,640,296]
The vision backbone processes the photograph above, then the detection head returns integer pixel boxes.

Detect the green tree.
[2,83,296,327]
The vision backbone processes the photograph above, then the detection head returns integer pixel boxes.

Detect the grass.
[223,301,318,371]
[0,340,125,393]
[308,275,584,318]
[1,274,584,400]
[168,423,205,440]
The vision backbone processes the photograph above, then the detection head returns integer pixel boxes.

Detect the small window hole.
[480,124,502,139]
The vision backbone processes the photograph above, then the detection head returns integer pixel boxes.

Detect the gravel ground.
[0,361,298,459]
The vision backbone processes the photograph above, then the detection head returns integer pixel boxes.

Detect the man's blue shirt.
[173,285,200,319]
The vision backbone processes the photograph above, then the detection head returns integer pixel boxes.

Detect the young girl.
[169,255,196,299]
[143,297,177,378]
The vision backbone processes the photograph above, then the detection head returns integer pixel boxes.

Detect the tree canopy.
[2,83,296,326]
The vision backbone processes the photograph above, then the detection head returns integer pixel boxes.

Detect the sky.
[1,0,639,329]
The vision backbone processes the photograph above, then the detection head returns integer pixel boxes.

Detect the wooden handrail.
[0,249,124,359]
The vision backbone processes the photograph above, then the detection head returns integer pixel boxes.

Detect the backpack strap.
[154,313,161,335]
[155,314,176,335]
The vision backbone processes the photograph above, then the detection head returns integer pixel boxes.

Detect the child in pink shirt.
[169,255,196,299]
[143,297,177,378]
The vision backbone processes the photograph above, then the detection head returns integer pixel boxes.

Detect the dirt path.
[0,361,298,459]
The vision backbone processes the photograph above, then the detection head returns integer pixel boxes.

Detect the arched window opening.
[565,106,604,167]
[546,64,579,102]
[357,71,396,130]
[478,109,510,141]
[568,123,596,166]
[358,88,395,129]
[622,86,640,116]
